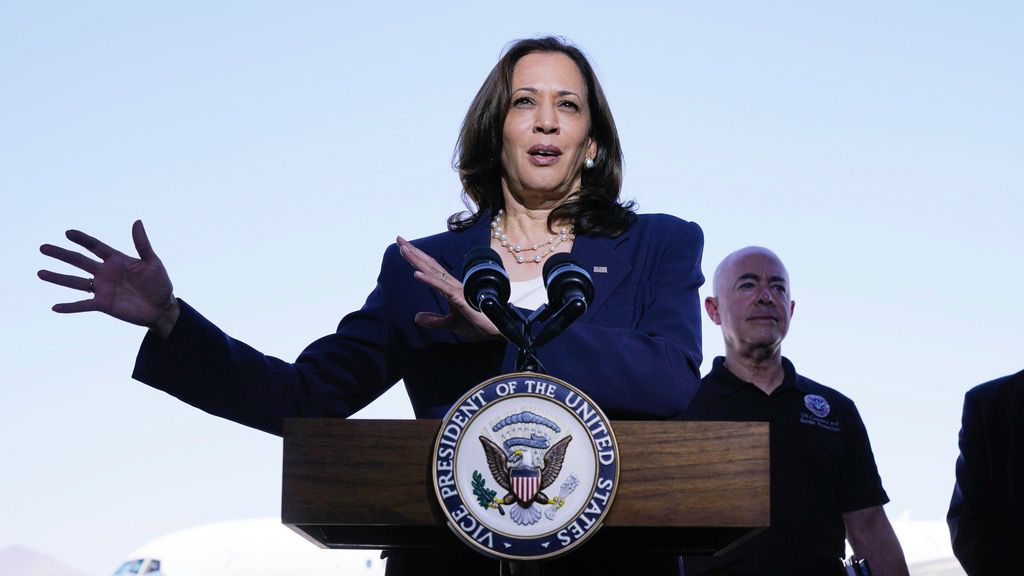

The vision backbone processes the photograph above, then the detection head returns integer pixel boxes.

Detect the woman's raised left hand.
[397,236,500,342]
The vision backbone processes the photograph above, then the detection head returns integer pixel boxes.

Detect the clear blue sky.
[3,2,1022,575]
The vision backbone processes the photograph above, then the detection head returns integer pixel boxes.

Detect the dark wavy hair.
[449,36,635,237]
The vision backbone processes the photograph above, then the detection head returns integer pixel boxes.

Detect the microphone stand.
[495,301,581,374]
[513,305,551,373]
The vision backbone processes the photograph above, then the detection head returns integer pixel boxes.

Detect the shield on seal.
[510,466,541,503]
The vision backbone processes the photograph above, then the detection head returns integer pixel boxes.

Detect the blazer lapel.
[437,217,491,281]
[570,231,631,318]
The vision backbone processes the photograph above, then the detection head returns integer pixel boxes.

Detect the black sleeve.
[133,246,407,435]
[837,401,889,512]
[947,388,1005,575]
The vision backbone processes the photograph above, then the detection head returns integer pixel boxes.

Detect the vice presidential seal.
[432,373,619,561]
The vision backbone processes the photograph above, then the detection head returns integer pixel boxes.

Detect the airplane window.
[145,559,161,573]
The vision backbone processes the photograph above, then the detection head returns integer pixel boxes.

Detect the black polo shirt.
[682,357,888,576]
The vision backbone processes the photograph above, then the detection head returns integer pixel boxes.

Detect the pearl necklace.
[491,209,574,264]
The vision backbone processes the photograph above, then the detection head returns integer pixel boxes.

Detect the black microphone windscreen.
[543,254,593,305]
[542,252,574,282]
[462,245,510,310]
[463,246,504,276]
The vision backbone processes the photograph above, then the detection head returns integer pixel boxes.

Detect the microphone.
[543,253,594,309]
[534,254,594,347]
[463,246,510,311]
[462,247,528,348]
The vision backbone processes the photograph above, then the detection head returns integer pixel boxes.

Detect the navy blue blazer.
[133,213,704,436]
[948,370,1024,575]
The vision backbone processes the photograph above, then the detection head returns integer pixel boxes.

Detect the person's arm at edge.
[946,387,996,574]
[843,505,909,576]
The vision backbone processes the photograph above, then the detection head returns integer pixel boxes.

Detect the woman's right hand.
[38,220,180,339]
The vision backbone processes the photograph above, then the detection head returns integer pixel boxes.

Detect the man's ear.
[705,296,722,325]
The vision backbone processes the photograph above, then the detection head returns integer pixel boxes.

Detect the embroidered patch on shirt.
[801,394,839,431]
[804,394,830,417]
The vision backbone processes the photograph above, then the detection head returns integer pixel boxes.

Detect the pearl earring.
[583,157,595,170]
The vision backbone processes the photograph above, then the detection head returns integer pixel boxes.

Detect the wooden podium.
[282,418,768,557]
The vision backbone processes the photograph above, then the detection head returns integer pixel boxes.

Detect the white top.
[509,276,546,311]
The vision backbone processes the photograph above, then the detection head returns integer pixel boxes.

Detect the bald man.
[681,247,908,576]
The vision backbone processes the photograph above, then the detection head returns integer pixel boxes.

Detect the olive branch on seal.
[472,470,505,515]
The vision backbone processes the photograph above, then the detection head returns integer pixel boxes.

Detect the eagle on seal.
[479,434,573,524]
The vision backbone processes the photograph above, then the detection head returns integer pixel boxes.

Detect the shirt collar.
[707,356,800,396]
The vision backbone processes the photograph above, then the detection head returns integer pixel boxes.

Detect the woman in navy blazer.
[40,37,703,574]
